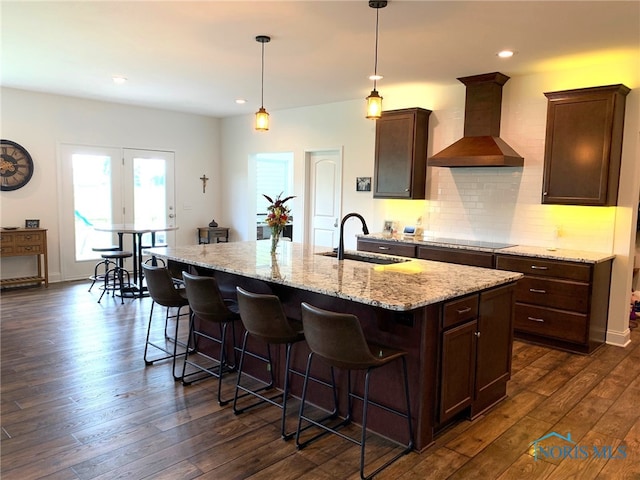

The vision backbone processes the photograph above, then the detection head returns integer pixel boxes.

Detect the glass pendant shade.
[255,107,269,131]
[366,90,383,119]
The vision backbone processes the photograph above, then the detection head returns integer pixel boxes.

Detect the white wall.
[0,87,221,282]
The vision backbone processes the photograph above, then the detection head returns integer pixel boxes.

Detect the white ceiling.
[2,1,638,118]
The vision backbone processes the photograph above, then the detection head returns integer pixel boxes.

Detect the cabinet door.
[373,108,430,199]
[439,320,477,423]
[542,84,629,206]
[472,284,515,417]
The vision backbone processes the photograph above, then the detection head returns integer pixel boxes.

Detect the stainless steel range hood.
[428,72,524,167]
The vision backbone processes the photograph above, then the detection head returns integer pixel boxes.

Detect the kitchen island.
[145,240,523,450]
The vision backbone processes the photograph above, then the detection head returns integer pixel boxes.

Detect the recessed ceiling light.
[235,98,247,104]
[112,75,127,84]
[497,50,515,58]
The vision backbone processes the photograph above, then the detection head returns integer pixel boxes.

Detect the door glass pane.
[72,154,113,261]
[133,157,167,246]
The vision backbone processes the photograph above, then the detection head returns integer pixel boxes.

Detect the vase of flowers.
[264,192,295,254]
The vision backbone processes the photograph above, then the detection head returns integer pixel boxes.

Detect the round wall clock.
[1,139,34,191]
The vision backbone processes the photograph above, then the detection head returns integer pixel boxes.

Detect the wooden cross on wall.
[199,174,209,193]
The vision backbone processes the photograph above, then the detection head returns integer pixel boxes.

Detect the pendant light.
[255,35,271,131]
[366,0,387,119]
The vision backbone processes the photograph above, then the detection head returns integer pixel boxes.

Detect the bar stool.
[142,264,191,380]
[97,251,133,304]
[233,287,305,440]
[88,246,119,292]
[296,302,414,480]
[180,271,240,406]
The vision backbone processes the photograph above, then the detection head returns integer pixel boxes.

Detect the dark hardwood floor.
[1,281,639,479]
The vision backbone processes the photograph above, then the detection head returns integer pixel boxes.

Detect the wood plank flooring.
[1,281,639,479]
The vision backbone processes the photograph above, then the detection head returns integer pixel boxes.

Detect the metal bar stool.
[296,302,414,480]
[97,251,133,304]
[232,286,306,440]
[88,246,119,292]
[142,264,191,380]
[180,271,240,406]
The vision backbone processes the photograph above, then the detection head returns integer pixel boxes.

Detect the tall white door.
[58,144,175,281]
[305,149,342,248]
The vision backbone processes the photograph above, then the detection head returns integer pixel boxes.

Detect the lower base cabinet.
[438,284,515,427]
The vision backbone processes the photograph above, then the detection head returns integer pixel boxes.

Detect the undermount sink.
[318,251,410,265]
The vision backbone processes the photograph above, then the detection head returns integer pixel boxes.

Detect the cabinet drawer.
[0,233,14,247]
[0,245,15,255]
[16,232,43,244]
[16,244,43,254]
[516,277,589,313]
[514,304,588,344]
[417,246,494,268]
[443,294,479,329]
[496,255,590,282]
[357,239,416,258]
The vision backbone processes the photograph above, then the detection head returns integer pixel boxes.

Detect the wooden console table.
[0,228,48,288]
[198,227,229,244]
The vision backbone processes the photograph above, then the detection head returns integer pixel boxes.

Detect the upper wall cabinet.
[542,84,630,206]
[373,107,431,199]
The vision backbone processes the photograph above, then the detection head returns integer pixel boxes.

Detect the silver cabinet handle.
[527,316,545,323]
[378,246,390,250]
[456,307,472,315]
[474,331,481,337]
[529,288,547,294]
[531,265,548,270]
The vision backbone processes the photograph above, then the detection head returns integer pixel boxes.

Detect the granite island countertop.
[361,233,614,264]
[145,240,523,311]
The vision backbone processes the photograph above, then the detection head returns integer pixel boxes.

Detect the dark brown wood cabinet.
[542,84,630,206]
[357,237,416,257]
[438,284,515,425]
[373,108,431,199]
[417,245,494,268]
[495,254,612,354]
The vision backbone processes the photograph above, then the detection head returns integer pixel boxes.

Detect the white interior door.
[58,144,175,281]
[305,149,342,248]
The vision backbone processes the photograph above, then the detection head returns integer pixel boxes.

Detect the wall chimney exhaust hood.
[429,72,524,167]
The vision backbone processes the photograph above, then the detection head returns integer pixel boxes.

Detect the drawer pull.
[527,316,545,323]
[24,246,32,251]
[531,265,548,270]
[529,288,547,294]
[377,246,390,250]
[456,307,472,315]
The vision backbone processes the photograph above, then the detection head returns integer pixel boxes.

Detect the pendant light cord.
[373,6,379,91]
[260,41,265,108]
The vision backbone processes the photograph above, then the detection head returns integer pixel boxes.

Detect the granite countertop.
[145,240,522,311]
[361,234,614,264]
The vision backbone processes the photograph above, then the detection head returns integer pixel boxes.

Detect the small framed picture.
[383,220,393,233]
[25,219,40,229]
[356,176,371,192]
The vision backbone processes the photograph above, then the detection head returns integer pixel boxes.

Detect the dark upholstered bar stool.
[88,246,119,292]
[97,251,133,304]
[296,302,414,480]
[142,264,191,380]
[181,271,240,406]
[233,287,305,440]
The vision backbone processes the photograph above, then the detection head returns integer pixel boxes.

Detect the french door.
[59,144,175,281]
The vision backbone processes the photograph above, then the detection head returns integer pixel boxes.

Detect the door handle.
[168,214,175,218]
[334,218,338,227]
